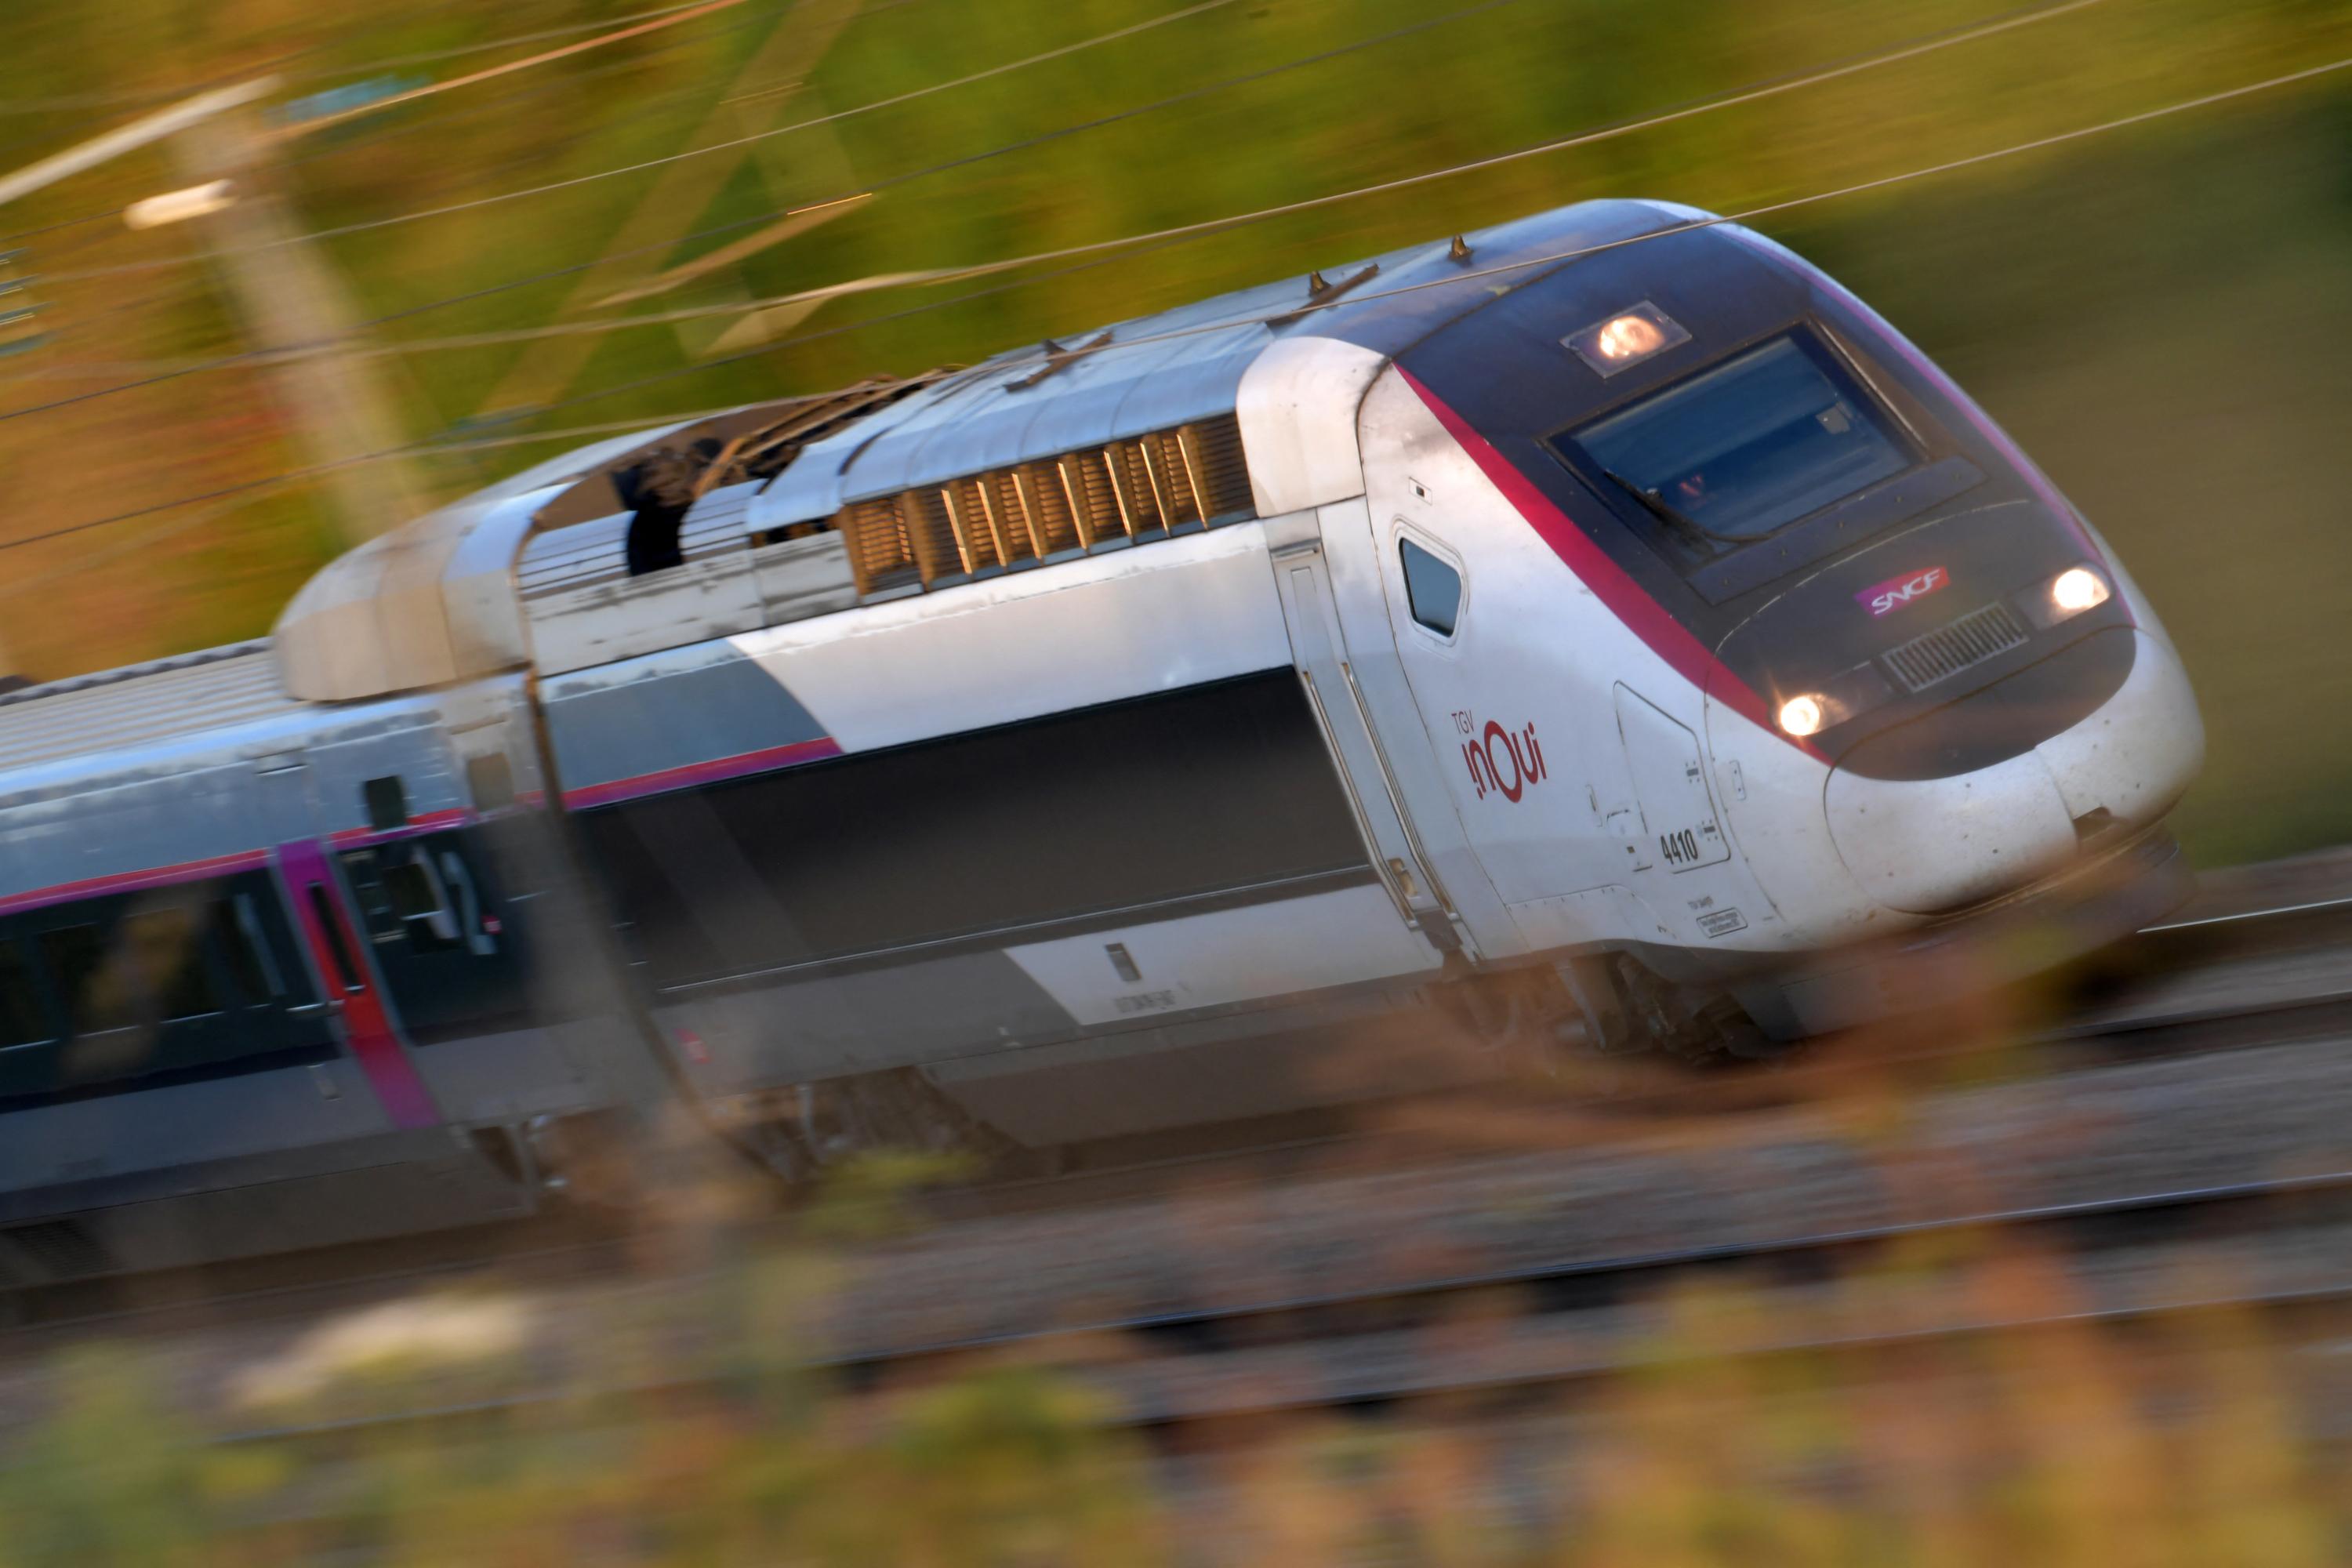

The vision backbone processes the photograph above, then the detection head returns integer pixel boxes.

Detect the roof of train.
[760,199,1685,521]
[32,198,1706,718]
[5,202,1709,772]
[0,641,303,775]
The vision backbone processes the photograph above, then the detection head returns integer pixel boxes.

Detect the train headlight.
[1564,301,1691,377]
[1771,662,1894,742]
[1777,695,1828,737]
[1597,314,1666,360]
[2019,563,2114,630]
[2050,566,2109,614]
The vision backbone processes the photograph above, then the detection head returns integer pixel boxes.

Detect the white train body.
[0,200,2201,1271]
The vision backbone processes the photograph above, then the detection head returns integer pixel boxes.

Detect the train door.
[273,837,441,1129]
[1348,488,1657,928]
[332,829,528,1046]
[1266,524,1464,956]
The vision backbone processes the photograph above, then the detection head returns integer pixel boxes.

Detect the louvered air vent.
[829,413,1257,598]
[900,488,960,584]
[841,496,919,597]
[1058,450,1121,546]
[1884,602,2029,693]
[942,477,1004,575]
[1109,438,1169,541]
[1014,464,1081,555]
[1182,416,1253,520]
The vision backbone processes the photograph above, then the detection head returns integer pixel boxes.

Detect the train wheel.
[1550,954,1788,1064]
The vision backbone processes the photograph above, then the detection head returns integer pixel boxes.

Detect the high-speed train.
[0,199,2202,1282]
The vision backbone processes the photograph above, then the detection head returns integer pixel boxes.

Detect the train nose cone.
[1823,628,2202,915]
[1826,747,2078,913]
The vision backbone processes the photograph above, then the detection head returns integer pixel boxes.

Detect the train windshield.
[1566,332,1911,543]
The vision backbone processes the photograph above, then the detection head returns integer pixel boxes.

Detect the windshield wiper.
[1600,469,1742,550]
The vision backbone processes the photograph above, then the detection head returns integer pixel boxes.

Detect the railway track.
[184,1149,2352,1490]
[0,869,2343,1559]
[10,1004,2338,1450]
[0,851,2343,1396]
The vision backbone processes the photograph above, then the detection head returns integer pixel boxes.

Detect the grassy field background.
[0,0,2347,864]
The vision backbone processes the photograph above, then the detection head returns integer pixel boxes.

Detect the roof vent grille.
[841,496,920,598]
[833,413,1255,598]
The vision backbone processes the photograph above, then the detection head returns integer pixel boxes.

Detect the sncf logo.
[1857,565,1951,618]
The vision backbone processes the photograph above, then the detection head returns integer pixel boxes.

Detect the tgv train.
[0,200,2201,1282]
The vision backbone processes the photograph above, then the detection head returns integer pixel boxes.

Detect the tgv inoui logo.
[1857,565,1950,618]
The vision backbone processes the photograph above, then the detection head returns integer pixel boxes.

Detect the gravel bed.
[823,1033,2352,1354]
[0,1032,2345,1438]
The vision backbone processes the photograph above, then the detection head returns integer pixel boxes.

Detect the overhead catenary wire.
[292,0,769,80]
[263,0,754,139]
[50,0,1253,264]
[334,0,2134,424]
[3,0,2097,423]
[286,0,1246,229]
[316,0,2111,251]
[6,49,2344,557]
[4,20,746,250]
[368,0,2120,358]
[0,0,1529,418]
[0,0,775,120]
[0,497,238,597]
[10,0,1233,250]
[0,0,1142,273]
[0,49,314,119]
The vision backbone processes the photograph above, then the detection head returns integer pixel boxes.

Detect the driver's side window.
[1398,534,1462,639]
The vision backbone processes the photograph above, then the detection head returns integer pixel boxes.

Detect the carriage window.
[122,906,223,1021]
[39,924,135,1035]
[380,858,460,953]
[308,887,363,992]
[1564,332,1911,543]
[0,938,49,1047]
[345,844,463,954]
[1399,537,1461,637]
[218,894,283,1002]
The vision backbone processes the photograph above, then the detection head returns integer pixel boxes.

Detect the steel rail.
[9,901,2352,1341]
[201,1163,2352,1450]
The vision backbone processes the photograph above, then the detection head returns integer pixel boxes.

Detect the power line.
[0,50,314,119]
[2,0,1529,416]
[264,0,755,140]
[3,20,747,249]
[298,0,763,78]
[0,497,236,597]
[0,0,767,120]
[303,0,1242,229]
[5,0,2044,420]
[352,0,2125,425]
[4,0,1215,235]
[0,209,118,246]
[741,0,2123,308]
[9,49,2345,557]
[67,0,1250,260]
[281,21,754,172]
[372,0,2117,358]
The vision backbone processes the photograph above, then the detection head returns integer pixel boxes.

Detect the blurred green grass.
[1,1227,2343,1566]
[1,0,2347,862]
